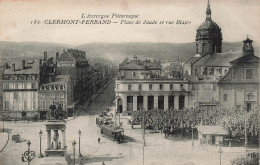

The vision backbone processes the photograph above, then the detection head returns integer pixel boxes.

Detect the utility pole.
[142,108,145,165]
[244,114,247,151]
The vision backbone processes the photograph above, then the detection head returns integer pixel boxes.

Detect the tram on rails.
[100,124,124,143]
[96,115,113,126]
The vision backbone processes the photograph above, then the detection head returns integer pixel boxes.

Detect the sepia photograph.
[0,0,259,164]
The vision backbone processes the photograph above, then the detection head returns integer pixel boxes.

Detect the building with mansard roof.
[2,59,40,119]
[115,56,190,114]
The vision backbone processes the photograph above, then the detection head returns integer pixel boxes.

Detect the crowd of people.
[131,107,258,139]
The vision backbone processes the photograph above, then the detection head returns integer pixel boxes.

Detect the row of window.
[4,92,37,100]
[117,84,185,91]
[3,74,38,80]
[3,82,37,90]
[3,92,65,100]
[223,93,254,102]
[39,100,64,109]
[200,67,228,76]
[4,100,37,110]
[40,85,66,91]
[57,63,75,67]
[40,92,65,98]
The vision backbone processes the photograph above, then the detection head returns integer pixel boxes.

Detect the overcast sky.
[0,0,259,45]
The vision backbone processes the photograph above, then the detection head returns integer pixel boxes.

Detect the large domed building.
[183,0,253,108]
[196,0,222,54]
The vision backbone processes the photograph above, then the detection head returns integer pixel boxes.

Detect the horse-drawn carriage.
[12,134,21,143]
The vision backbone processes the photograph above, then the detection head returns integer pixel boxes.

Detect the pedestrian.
[98,137,100,144]
[21,154,25,162]
[102,161,105,165]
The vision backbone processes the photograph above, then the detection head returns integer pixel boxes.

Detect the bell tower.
[242,36,254,56]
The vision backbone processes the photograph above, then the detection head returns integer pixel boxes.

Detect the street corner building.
[115,0,259,114]
[2,49,116,120]
[2,59,40,119]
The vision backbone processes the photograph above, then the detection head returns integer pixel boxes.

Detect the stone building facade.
[56,49,92,105]
[2,60,40,119]
[218,38,259,111]
[115,57,190,113]
[183,0,244,108]
[38,75,73,119]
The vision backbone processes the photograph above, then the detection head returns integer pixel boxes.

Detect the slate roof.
[57,50,86,62]
[143,61,161,70]
[202,52,242,67]
[119,62,146,70]
[189,51,242,67]
[4,60,39,75]
[184,55,201,65]
[230,54,259,63]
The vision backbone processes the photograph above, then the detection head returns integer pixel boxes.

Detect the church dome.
[195,0,223,54]
[198,19,220,30]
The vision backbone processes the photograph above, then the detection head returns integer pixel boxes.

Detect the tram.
[100,124,124,143]
[96,115,113,126]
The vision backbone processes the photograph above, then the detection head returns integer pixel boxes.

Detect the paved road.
[0,79,247,165]
[80,79,115,116]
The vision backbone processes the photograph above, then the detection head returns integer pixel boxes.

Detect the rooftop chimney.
[5,62,9,69]
[22,59,26,69]
[39,59,42,66]
[44,51,47,61]
[56,52,60,60]
[12,63,15,72]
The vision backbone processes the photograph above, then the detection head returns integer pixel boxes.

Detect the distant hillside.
[0,41,259,64]
[0,41,69,60]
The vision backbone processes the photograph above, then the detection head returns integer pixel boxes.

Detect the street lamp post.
[191,123,195,149]
[38,130,43,158]
[2,112,5,132]
[78,130,82,158]
[27,140,31,165]
[218,148,223,165]
[72,140,76,165]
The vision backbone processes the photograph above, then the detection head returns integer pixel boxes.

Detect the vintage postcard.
[0,0,259,165]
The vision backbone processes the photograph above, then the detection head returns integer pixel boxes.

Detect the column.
[115,98,118,112]
[54,130,59,150]
[61,130,66,149]
[174,95,179,110]
[133,96,137,111]
[123,95,127,112]
[143,95,148,111]
[154,95,158,110]
[184,94,189,109]
[47,130,51,149]
[164,95,168,110]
